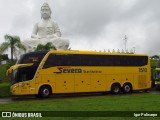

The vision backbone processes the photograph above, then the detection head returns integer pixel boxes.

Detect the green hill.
[0,64,11,97]
[0,64,8,81]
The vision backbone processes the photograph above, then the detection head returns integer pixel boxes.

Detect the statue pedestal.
[22,37,69,52]
[51,38,69,50]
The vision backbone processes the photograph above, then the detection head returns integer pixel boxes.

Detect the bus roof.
[47,50,149,57]
[23,50,49,56]
[20,50,148,57]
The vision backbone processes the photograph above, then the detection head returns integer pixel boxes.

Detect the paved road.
[0,90,159,104]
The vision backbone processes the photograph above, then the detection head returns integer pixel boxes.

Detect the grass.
[0,64,11,97]
[0,93,160,120]
[0,83,11,97]
[0,64,8,80]
[1,93,160,111]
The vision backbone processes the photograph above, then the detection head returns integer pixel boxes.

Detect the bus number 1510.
[139,68,147,72]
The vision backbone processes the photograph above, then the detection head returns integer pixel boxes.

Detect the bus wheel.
[39,86,51,98]
[111,83,121,94]
[123,83,132,93]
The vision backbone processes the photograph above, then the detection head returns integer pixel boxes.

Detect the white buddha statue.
[23,3,69,52]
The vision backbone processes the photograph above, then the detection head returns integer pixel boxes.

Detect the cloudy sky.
[0,0,160,55]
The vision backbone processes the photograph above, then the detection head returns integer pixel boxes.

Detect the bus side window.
[43,54,55,68]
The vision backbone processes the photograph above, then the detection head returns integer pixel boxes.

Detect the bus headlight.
[10,85,19,91]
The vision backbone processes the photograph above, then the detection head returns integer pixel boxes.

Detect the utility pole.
[133,47,135,53]
[123,35,128,52]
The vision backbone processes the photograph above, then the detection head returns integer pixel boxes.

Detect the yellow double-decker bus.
[7,50,151,98]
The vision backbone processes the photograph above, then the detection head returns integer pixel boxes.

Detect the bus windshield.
[11,66,38,84]
[17,51,48,64]
[11,51,48,84]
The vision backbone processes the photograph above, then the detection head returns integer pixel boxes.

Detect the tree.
[150,55,159,60]
[35,42,56,51]
[0,34,26,62]
[0,54,8,61]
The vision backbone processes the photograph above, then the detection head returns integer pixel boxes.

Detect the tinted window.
[12,66,38,83]
[17,51,48,66]
[43,54,148,68]
[14,51,48,83]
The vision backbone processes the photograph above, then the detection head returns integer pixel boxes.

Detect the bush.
[0,83,11,97]
[0,63,15,83]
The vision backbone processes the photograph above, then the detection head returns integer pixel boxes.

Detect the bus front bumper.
[10,84,19,95]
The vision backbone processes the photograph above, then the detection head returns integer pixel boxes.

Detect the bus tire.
[123,83,132,93]
[111,83,121,94]
[38,86,51,98]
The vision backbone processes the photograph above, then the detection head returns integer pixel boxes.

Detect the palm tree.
[0,34,26,62]
[35,42,56,51]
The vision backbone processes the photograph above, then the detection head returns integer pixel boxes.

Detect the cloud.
[0,0,160,56]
